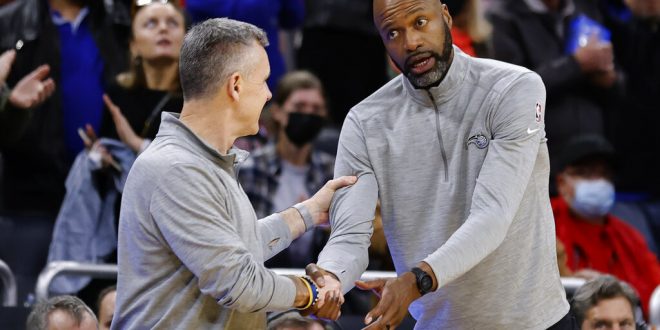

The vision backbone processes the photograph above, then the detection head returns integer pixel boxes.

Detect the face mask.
[284,113,325,147]
[570,179,615,219]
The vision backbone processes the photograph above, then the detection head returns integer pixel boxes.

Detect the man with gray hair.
[112,18,352,329]
[572,275,641,330]
[26,295,98,330]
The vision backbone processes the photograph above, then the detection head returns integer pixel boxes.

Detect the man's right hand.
[9,64,55,109]
[304,263,344,320]
[303,176,357,226]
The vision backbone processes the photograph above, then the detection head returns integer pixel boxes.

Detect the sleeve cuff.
[293,202,314,232]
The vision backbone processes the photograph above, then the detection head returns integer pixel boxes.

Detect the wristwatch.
[411,267,433,296]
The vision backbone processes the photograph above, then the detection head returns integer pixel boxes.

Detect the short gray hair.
[179,18,269,100]
[26,295,97,330]
[572,275,639,326]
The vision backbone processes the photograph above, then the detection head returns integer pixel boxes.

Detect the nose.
[158,20,169,33]
[266,87,272,102]
[404,29,423,52]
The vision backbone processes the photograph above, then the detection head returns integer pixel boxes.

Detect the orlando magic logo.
[467,134,489,149]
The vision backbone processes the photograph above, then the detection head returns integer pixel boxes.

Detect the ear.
[226,72,242,103]
[441,3,453,29]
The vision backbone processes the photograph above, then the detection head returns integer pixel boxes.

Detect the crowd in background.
[0,0,659,328]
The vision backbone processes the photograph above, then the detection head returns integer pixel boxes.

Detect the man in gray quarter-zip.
[112,19,354,330]
[306,0,573,329]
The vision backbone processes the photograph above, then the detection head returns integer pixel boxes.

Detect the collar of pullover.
[158,112,249,170]
[402,45,469,107]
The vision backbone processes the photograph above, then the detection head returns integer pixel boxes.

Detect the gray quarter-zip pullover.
[318,47,569,329]
[113,113,296,329]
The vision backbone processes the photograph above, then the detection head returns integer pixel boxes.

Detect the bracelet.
[293,202,314,232]
[296,276,319,310]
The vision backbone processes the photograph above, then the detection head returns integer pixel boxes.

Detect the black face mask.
[284,113,325,147]
[443,0,468,16]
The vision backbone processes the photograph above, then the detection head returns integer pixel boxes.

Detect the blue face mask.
[571,179,615,219]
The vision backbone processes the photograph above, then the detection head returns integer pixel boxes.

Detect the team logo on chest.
[466,133,489,149]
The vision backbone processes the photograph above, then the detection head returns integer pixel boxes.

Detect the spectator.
[239,70,334,269]
[267,310,330,330]
[45,0,186,303]
[26,295,98,330]
[553,134,660,314]
[0,0,129,304]
[297,0,388,128]
[184,0,304,91]
[445,0,493,57]
[98,0,186,154]
[488,0,620,178]
[0,49,55,143]
[600,0,660,200]
[572,275,641,330]
[96,286,116,330]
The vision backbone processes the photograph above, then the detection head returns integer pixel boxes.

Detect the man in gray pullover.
[308,0,572,329]
[112,19,353,329]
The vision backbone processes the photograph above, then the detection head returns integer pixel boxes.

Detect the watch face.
[421,276,433,291]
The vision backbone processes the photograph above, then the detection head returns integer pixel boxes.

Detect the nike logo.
[527,128,540,134]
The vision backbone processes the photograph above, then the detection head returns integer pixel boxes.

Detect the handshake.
[294,263,435,329]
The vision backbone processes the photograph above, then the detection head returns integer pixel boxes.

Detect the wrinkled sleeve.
[150,164,295,312]
[317,111,378,293]
[423,72,547,287]
[257,213,294,261]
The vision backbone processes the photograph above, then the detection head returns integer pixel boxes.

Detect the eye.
[167,18,180,28]
[144,18,157,29]
[416,18,428,27]
[387,30,399,40]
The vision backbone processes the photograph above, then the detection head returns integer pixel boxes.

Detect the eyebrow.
[380,6,427,31]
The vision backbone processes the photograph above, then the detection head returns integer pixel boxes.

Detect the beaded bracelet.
[297,275,319,310]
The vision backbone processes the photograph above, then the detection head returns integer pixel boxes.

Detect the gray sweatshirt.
[112,113,296,330]
[317,48,569,329]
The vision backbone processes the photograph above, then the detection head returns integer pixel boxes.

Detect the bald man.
[306,0,572,329]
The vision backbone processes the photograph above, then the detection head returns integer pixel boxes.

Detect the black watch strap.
[411,267,433,296]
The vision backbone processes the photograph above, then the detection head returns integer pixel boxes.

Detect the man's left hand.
[304,176,357,226]
[355,272,420,330]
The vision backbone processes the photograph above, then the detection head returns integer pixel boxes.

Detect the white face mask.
[570,178,615,218]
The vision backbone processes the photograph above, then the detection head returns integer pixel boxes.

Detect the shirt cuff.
[293,202,314,232]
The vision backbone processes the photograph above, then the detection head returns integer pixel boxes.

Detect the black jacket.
[488,0,622,173]
[605,13,660,195]
[0,0,130,215]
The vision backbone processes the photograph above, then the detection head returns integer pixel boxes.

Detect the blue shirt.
[185,0,305,90]
[52,7,105,158]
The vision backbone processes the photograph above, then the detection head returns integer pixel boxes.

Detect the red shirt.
[552,197,660,314]
[451,27,476,57]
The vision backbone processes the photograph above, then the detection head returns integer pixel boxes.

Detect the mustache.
[404,51,439,69]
